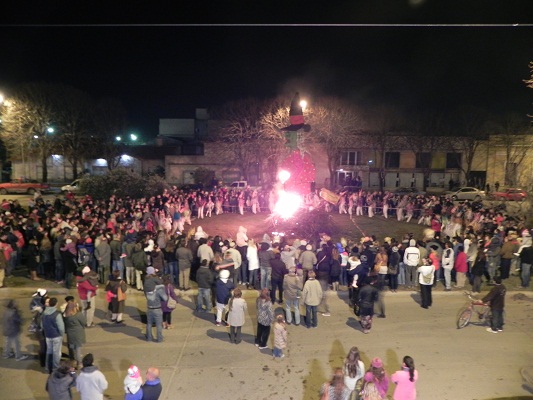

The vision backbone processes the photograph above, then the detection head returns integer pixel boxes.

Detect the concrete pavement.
[1,278,533,400]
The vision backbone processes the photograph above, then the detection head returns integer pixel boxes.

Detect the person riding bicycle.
[476,276,506,333]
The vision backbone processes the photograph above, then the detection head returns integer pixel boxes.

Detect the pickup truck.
[0,178,50,195]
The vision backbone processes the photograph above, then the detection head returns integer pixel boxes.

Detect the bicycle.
[456,292,492,329]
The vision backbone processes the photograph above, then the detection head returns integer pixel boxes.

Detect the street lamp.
[116,136,122,141]
[130,133,138,141]
[299,99,307,111]
[47,127,54,134]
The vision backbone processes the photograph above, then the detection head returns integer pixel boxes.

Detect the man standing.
[403,239,420,288]
[95,236,111,284]
[76,353,108,400]
[270,253,288,304]
[142,367,163,400]
[298,244,317,282]
[481,276,506,333]
[110,233,124,278]
[302,271,322,328]
[144,267,167,342]
[41,297,64,373]
[518,242,533,289]
[196,259,214,312]
[283,266,303,325]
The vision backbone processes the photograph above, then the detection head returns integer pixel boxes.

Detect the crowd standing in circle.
[0,183,529,398]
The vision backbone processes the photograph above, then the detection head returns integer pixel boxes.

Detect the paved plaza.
[1,279,533,400]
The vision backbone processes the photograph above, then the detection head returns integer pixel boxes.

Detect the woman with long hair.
[255,288,274,350]
[320,367,352,400]
[343,347,365,400]
[227,288,247,344]
[63,301,86,369]
[391,355,418,400]
[161,274,179,329]
[105,269,128,323]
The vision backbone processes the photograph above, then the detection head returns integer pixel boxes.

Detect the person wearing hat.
[76,353,108,400]
[362,357,389,399]
[298,244,317,283]
[283,265,303,325]
[215,269,235,326]
[124,365,143,400]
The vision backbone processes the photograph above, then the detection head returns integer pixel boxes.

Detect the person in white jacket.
[441,241,455,291]
[76,353,108,400]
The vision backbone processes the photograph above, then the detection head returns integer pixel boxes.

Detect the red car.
[0,178,50,195]
[490,188,528,201]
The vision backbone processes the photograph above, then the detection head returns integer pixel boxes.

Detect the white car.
[446,187,485,201]
[61,179,80,193]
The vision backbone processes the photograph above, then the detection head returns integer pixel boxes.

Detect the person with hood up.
[76,353,108,400]
[124,365,143,400]
[143,267,167,342]
[46,360,76,400]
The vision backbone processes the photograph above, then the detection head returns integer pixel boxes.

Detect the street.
[1,282,532,399]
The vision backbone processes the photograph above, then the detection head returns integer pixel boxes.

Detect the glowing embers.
[273,190,302,220]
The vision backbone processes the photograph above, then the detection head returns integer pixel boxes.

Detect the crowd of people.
[320,349,418,400]
[0,183,530,398]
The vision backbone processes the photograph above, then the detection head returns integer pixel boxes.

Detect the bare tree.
[0,82,60,182]
[304,97,362,188]
[490,113,533,187]
[260,96,296,184]
[361,105,405,191]
[403,112,447,191]
[210,97,284,184]
[54,86,94,179]
[92,97,128,170]
[445,106,490,185]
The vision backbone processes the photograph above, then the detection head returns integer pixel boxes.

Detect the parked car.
[0,178,50,195]
[61,179,80,193]
[446,186,485,201]
[393,187,426,196]
[489,188,528,201]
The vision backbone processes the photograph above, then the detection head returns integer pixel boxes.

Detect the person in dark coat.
[2,299,28,360]
[62,302,86,368]
[46,360,77,400]
[105,270,128,323]
[270,253,288,304]
[358,276,379,334]
[141,367,162,400]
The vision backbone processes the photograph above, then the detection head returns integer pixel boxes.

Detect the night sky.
[1,1,533,138]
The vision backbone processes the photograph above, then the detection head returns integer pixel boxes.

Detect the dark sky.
[1,1,533,138]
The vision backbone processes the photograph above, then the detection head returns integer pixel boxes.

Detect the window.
[385,152,400,168]
[415,153,431,169]
[339,151,362,166]
[446,153,461,169]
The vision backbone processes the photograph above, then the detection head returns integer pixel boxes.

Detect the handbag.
[117,283,127,301]
[166,286,177,309]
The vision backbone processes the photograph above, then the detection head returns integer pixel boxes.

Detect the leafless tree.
[304,97,363,188]
[361,105,405,191]
[0,82,60,182]
[54,86,94,179]
[445,106,490,185]
[403,111,447,191]
[92,97,128,170]
[211,97,285,184]
[490,113,533,187]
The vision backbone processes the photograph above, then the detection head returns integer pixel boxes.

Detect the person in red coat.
[77,267,98,327]
[454,245,468,288]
